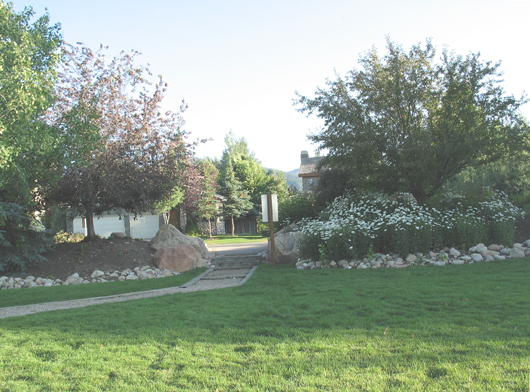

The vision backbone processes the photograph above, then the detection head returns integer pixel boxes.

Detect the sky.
[12,0,530,172]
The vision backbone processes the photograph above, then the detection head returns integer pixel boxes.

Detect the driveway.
[207,241,268,256]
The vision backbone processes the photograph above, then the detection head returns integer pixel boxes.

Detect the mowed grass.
[0,268,206,308]
[1,259,530,391]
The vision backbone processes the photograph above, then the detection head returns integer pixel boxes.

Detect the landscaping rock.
[337,259,349,267]
[509,247,525,258]
[150,224,210,258]
[471,253,484,263]
[449,248,460,258]
[153,244,205,273]
[268,224,303,264]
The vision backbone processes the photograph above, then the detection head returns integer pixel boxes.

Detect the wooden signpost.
[261,193,278,267]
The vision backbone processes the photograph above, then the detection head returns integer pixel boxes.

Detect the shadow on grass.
[1,261,529,390]
[2,261,530,340]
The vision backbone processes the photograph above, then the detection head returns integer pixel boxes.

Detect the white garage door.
[72,215,125,238]
[130,214,161,240]
[73,217,85,235]
[93,215,126,238]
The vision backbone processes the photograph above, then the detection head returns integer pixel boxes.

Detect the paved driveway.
[207,241,268,256]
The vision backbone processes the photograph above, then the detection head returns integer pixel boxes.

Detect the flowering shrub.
[298,190,523,261]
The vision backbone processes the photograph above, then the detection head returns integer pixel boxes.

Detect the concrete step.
[211,255,261,268]
[201,275,248,280]
[211,254,262,263]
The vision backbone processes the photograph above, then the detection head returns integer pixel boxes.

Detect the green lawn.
[1,259,529,391]
[0,268,205,308]
[203,233,268,245]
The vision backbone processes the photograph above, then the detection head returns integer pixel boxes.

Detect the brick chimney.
[301,150,309,161]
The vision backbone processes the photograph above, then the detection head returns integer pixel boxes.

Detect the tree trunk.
[231,215,235,237]
[85,204,96,238]
[207,217,212,239]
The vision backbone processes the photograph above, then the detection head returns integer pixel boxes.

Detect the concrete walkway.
[0,242,267,320]
[207,241,268,256]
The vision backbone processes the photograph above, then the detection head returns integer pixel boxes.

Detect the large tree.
[218,160,253,236]
[48,44,190,238]
[296,38,529,203]
[0,3,62,271]
[0,2,62,206]
[218,131,289,208]
[195,158,220,238]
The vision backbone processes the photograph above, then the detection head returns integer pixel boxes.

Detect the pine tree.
[196,159,219,239]
[219,161,252,236]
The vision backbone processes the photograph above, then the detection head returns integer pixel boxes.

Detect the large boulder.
[150,224,210,258]
[268,224,304,264]
[153,244,206,273]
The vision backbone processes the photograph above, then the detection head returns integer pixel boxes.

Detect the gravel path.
[0,266,258,320]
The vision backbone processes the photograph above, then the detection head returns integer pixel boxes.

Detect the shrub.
[185,218,202,237]
[0,203,50,272]
[298,190,523,261]
[50,208,66,234]
[54,230,84,244]
[278,192,317,230]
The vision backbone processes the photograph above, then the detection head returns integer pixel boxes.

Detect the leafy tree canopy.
[0,1,62,206]
[296,37,529,203]
[218,131,289,210]
[47,44,191,237]
[218,159,253,236]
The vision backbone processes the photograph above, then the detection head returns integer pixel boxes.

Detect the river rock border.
[0,261,213,290]
[295,240,530,270]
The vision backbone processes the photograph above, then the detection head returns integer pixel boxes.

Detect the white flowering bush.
[298,190,523,261]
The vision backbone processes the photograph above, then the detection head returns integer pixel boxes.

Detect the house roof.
[298,156,325,177]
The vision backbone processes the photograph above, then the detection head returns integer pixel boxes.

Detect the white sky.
[13,0,530,172]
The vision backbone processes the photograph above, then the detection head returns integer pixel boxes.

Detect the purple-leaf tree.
[47,44,191,238]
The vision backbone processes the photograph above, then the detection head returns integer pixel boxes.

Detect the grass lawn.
[0,268,206,308]
[1,259,529,391]
[203,234,268,245]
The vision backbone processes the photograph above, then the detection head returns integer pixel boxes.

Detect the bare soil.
[9,216,530,280]
[21,238,156,280]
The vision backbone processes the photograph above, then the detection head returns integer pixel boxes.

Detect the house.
[298,150,324,191]
[68,210,164,240]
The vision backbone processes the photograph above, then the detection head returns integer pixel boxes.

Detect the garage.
[129,213,161,240]
[72,215,126,238]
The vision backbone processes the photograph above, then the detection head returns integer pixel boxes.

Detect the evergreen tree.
[195,159,219,238]
[219,161,252,236]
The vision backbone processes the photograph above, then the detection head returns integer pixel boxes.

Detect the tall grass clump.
[299,189,523,261]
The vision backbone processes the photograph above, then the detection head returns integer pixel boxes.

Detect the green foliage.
[53,230,84,244]
[451,153,530,212]
[218,160,253,235]
[278,192,317,230]
[313,168,350,212]
[184,218,202,237]
[0,2,62,206]
[153,186,185,215]
[299,190,521,260]
[194,158,220,238]
[47,44,190,238]
[296,37,530,203]
[0,202,49,271]
[297,232,321,261]
[48,207,66,234]
[218,131,289,216]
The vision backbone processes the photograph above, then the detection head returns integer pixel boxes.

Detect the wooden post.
[267,193,276,267]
